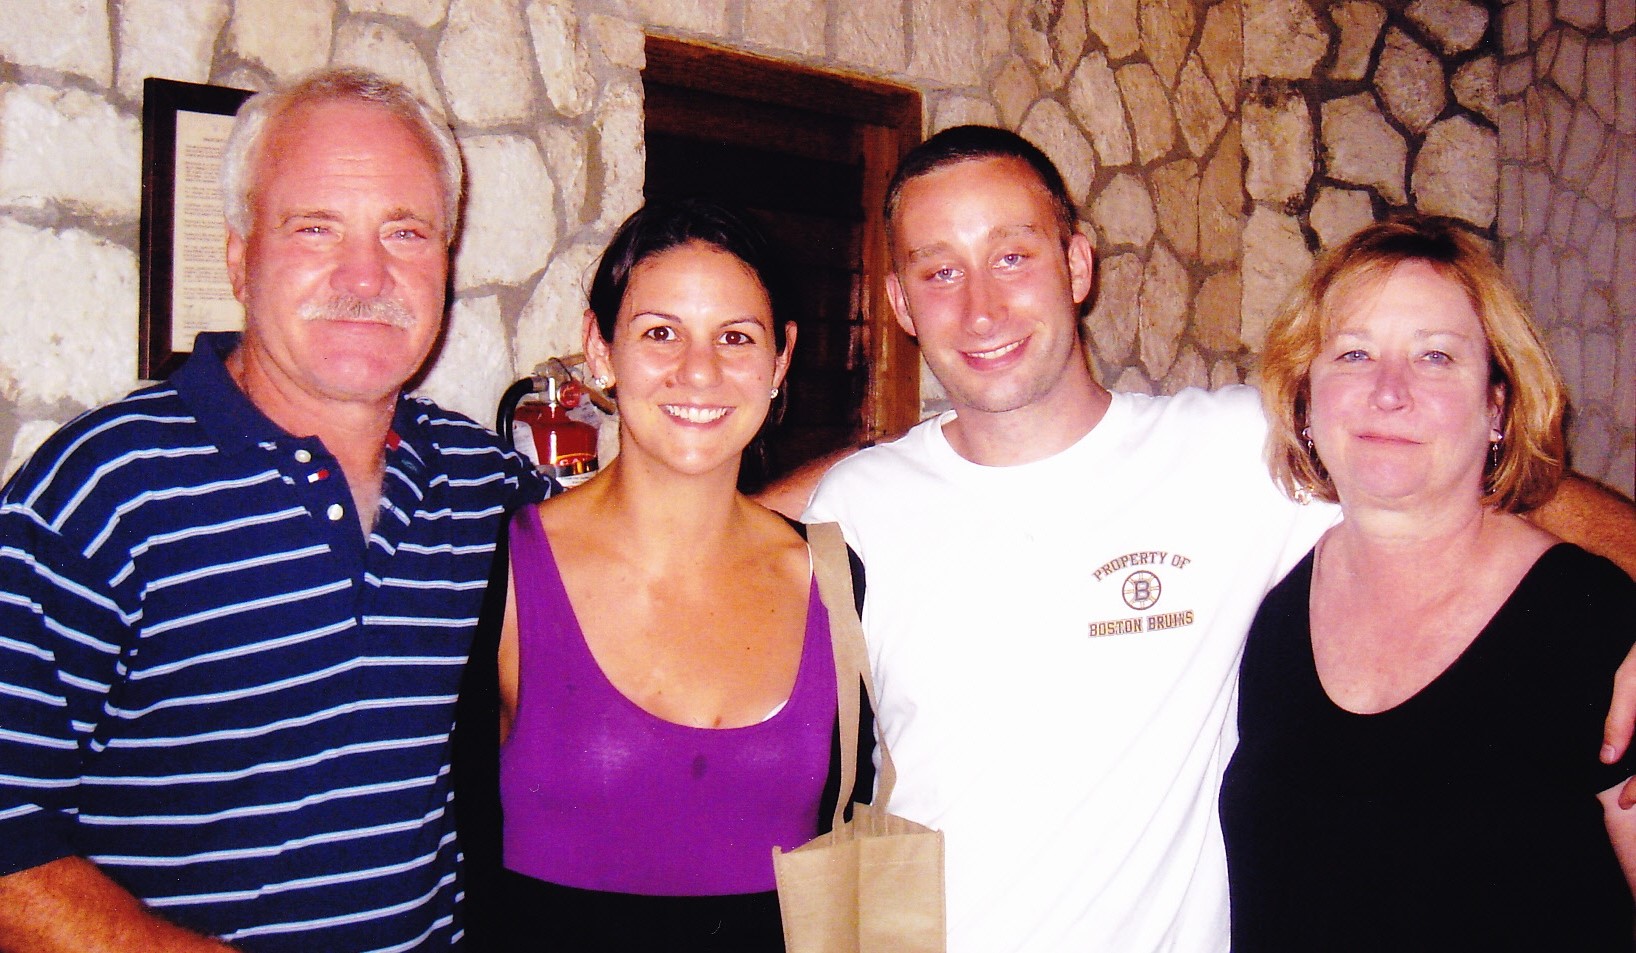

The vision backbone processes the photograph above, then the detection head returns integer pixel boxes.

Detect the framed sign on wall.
[138,77,253,379]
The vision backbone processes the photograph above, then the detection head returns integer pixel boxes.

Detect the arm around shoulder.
[1529,474,1636,580]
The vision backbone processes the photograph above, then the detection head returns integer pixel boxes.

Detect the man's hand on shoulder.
[0,858,237,953]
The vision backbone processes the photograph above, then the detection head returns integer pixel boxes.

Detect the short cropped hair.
[1260,215,1566,513]
[220,68,462,243]
[883,125,1076,255]
[586,197,792,354]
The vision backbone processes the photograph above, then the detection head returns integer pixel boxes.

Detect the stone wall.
[1497,0,1635,495]
[0,0,1627,495]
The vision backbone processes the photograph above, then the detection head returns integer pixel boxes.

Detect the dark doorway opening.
[641,37,922,493]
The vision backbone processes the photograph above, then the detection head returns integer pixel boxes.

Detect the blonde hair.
[1260,216,1565,513]
[220,68,462,243]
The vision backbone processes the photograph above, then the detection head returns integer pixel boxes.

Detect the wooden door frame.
[642,35,923,441]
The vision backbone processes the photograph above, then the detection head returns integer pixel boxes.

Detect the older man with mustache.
[0,69,550,951]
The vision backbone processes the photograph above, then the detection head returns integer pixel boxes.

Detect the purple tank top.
[499,506,837,896]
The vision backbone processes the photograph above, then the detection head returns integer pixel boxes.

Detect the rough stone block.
[1616,220,1636,318]
[1094,173,1157,248]
[415,293,513,427]
[1615,37,1635,135]
[1554,246,1589,318]
[1193,267,1241,353]
[1497,161,1523,238]
[1116,63,1176,164]
[514,240,602,374]
[1498,58,1533,97]
[628,0,726,33]
[1501,0,1529,57]
[910,0,984,86]
[1412,115,1497,226]
[1152,158,1200,259]
[1551,26,1587,99]
[1321,92,1408,204]
[835,2,906,72]
[1586,212,1617,291]
[1138,244,1188,380]
[592,82,645,231]
[1557,0,1603,30]
[452,134,557,290]
[1310,187,1375,247]
[0,0,113,85]
[746,0,825,57]
[1498,99,1526,158]
[1052,0,1089,77]
[439,0,536,128]
[1406,0,1489,55]
[1110,365,1155,395]
[1616,134,1636,218]
[1529,0,1552,42]
[230,0,334,79]
[1140,0,1194,89]
[1559,102,1607,186]
[1016,3,1064,92]
[1174,56,1228,159]
[0,221,136,407]
[528,0,595,118]
[1085,0,1141,59]
[1243,89,1313,204]
[0,85,139,220]
[1200,125,1244,266]
[1453,56,1498,123]
[934,96,1000,131]
[347,0,449,28]
[1086,251,1142,365]
[333,20,444,119]
[116,0,230,101]
[590,14,644,69]
[997,55,1042,131]
[1068,52,1132,166]
[1243,0,1327,80]
[1521,165,1551,237]
[1611,0,1636,32]
[1584,39,1617,126]
[1019,99,1096,205]
[1377,28,1446,134]
[1330,1,1387,81]
[540,124,588,225]
[1163,347,1210,392]
[1198,2,1242,109]
[1240,207,1311,351]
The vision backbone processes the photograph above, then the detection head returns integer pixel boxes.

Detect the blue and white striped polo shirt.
[0,332,548,950]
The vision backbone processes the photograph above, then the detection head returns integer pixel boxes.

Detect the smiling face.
[1306,260,1503,513]
[226,98,449,427]
[886,156,1095,435]
[586,241,794,480]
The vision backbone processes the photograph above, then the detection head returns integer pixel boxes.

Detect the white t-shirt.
[805,386,1337,953]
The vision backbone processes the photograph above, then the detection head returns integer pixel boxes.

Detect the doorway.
[641,37,922,491]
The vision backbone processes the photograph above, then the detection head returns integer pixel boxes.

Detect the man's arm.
[755,444,865,520]
[1530,476,1636,794]
[1529,473,1636,578]
[0,859,234,953]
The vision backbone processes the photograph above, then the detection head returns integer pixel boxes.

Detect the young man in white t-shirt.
[801,125,1636,953]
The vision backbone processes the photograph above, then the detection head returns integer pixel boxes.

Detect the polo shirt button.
[326,503,345,521]
[294,449,313,463]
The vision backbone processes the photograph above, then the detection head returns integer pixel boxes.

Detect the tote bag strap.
[807,521,897,831]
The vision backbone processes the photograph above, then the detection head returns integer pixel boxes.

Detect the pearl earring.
[770,387,780,399]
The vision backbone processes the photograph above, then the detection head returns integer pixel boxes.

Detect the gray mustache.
[299,295,415,328]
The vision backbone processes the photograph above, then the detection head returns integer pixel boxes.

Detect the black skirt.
[473,868,785,952]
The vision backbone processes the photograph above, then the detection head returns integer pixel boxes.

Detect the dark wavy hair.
[586,197,791,354]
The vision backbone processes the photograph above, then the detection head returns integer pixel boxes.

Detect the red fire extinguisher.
[511,375,599,488]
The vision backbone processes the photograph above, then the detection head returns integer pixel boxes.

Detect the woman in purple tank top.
[466,199,871,951]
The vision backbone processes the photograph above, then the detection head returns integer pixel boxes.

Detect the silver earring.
[592,375,610,389]
[770,387,780,399]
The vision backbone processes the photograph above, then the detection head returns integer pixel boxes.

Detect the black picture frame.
[138,77,253,379]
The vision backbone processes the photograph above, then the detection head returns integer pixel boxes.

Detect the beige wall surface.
[0,0,1628,494]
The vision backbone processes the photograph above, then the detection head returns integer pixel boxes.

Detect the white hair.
[219,68,463,243]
